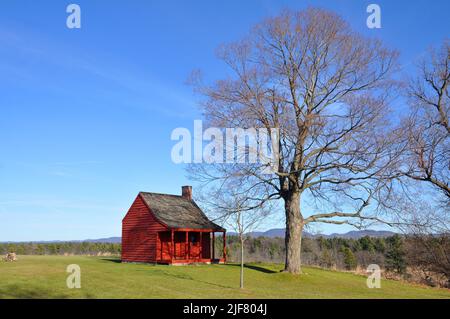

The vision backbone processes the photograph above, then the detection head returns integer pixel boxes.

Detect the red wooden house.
[122,186,226,264]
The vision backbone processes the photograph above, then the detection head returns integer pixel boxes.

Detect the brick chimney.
[181,185,192,200]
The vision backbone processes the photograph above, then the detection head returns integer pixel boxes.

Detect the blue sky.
[0,0,448,241]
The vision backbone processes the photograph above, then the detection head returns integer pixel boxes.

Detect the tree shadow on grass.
[224,263,278,274]
[99,258,122,264]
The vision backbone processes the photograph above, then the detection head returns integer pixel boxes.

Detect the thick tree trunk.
[283,192,303,274]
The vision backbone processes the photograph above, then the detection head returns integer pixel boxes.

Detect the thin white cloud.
[0,24,197,118]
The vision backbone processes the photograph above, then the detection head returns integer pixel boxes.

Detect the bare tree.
[198,183,271,288]
[402,40,449,201]
[189,8,399,273]
[389,43,450,286]
[406,232,450,288]
[394,201,450,288]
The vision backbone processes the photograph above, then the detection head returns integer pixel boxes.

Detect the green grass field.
[0,256,449,299]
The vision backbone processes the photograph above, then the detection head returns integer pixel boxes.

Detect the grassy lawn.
[0,255,449,299]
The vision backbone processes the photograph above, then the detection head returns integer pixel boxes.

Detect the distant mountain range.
[2,229,396,243]
[228,228,396,239]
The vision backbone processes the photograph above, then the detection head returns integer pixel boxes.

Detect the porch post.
[156,232,161,261]
[223,231,226,262]
[212,232,215,260]
[199,231,203,259]
[185,231,188,259]
[171,229,174,262]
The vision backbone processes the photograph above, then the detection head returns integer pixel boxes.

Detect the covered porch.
[156,228,226,264]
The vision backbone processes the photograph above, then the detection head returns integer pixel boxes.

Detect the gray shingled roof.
[139,192,225,231]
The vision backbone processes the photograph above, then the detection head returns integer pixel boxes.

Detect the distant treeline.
[221,234,450,288]
[0,242,121,256]
[222,235,398,270]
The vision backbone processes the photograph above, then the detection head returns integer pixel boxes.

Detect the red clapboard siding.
[159,231,172,261]
[121,195,167,263]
